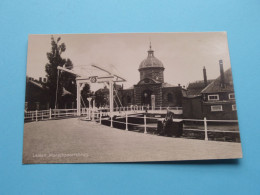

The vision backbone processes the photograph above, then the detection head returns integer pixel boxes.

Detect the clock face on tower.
[155,73,160,80]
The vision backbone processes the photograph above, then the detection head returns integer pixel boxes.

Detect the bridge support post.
[204,117,208,141]
[99,111,102,124]
[49,108,51,119]
[110,113,113,127]
[92,109,95,122]
[125,113,128,131]
[87,98,92,120]
[144,114,147,134]
[109,81,114,114]
[76,81,81,116]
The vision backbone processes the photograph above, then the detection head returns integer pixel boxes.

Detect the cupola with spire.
[139,42,165,83]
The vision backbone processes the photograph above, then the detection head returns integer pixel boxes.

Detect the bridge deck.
[23,118,242,164]
[107,109,182,116]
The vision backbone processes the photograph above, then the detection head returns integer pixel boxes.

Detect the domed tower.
[139,42,165,83]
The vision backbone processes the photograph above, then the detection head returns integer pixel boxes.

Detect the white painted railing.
[182,118,239,141]
[112,106,182,112]
[97,110,239,141]
[24,108,88,122]
[24,107,239,142]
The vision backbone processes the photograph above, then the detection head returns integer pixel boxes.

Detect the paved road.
[23,118,242,164]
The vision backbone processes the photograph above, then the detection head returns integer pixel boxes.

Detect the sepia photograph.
[23,32,242,164]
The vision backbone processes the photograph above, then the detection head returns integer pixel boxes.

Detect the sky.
[26,32,232,91]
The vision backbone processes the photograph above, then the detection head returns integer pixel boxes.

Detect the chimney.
[39,77,42,83]
[178,84,181,87]
[203,66,208,87]
[43,78,47,83]
[219,60,225,88]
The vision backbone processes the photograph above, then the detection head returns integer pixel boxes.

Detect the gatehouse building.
[118,43,185,108]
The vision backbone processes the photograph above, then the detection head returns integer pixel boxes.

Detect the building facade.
[183,60,238,120]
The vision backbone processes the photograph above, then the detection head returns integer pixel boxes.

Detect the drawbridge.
[56,64,126,119]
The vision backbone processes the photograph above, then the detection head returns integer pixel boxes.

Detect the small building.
[25,77,75,111]
[183,60,238,120]
[118,43,185,108]
[25,77,49,111]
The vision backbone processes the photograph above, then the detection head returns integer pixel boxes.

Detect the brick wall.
[134,83,163,106]
[182,96,203,119]
[202,102,238,120]
[139,67,164,83]
[162,87,183,107]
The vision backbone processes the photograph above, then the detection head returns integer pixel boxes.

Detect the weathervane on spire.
[147,39,154,56]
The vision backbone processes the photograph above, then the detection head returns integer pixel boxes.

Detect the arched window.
[167,93,173,102]
[127,96,131,104]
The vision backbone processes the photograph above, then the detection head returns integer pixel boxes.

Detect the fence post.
[160,106,162,111]
[204,117,208,141]
[125,113,128,131]
[32,113,34,121]
[100,111,102,124]
[144,114,147,134]
[92,109,95,122]
[35,110,38,122]
[110,114,113,127]
[42,111,43,120]
[49,108,52,119]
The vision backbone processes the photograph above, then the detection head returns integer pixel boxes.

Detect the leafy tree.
[45,36,93,109]
[45,36,67,108]
[95,87,109,107]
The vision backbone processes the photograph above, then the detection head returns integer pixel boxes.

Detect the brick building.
[118,44,185,108]
[183,60,238,120]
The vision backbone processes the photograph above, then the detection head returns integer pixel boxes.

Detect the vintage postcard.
[23,32,242,164]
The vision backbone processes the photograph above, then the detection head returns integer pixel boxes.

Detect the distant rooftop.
[201,68,234,93]
[186,80,214,96]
